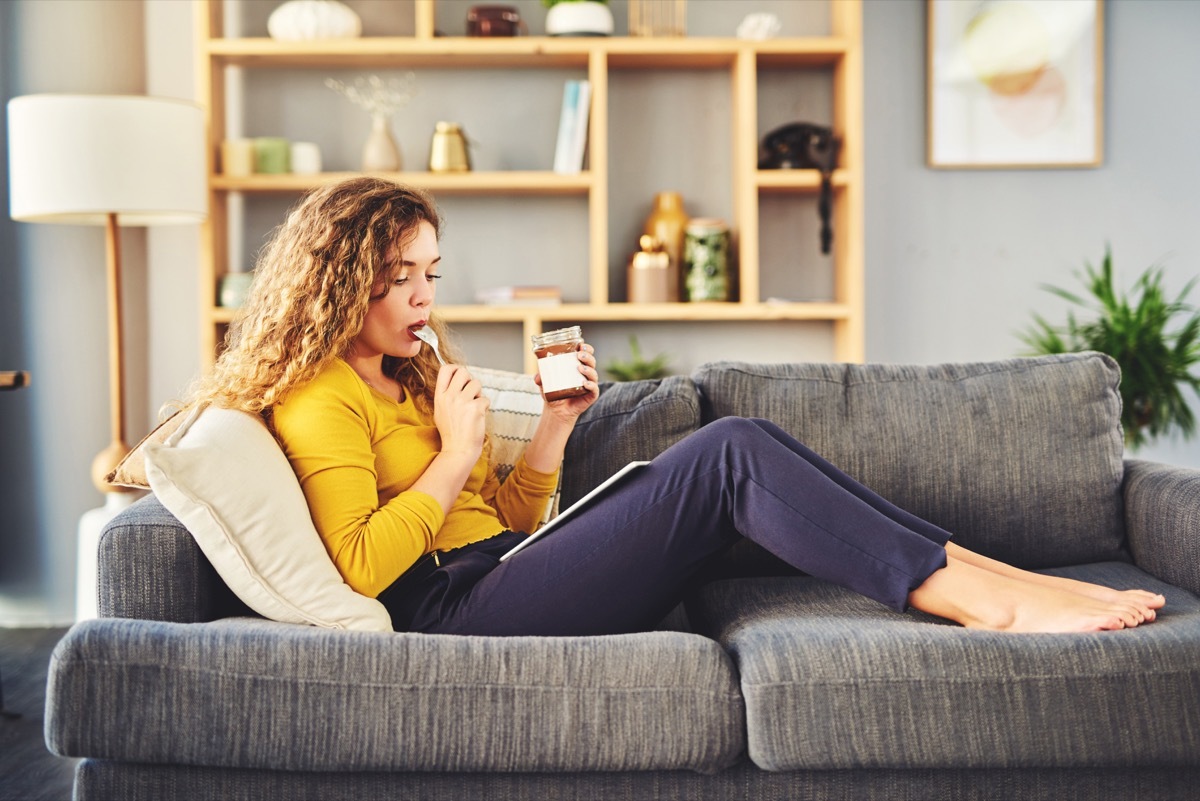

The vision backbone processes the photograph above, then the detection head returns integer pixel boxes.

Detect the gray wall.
[863,0,1200,469]
[1,0,1198,624]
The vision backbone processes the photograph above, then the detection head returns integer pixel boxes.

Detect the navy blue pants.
[378,417,952,636]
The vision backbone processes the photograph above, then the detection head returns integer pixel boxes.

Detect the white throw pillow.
[143,404,394,632]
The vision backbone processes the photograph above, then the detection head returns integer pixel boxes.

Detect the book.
[476,285,563,306]
[553,79,591,175]
[500,461,651,562]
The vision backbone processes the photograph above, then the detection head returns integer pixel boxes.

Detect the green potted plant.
[1019,246,1200,449]
[604,336,672,381]
[542,0,613,37]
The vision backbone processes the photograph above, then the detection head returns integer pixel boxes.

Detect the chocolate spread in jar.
[531,326,588,401]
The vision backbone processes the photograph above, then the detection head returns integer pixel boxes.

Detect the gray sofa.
[46,353,1200,800]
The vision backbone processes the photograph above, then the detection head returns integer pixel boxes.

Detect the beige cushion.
[143,404,394,632]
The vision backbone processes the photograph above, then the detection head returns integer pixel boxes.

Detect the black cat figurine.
[759,123,840,255]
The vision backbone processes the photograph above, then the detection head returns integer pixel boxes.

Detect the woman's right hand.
[432,364,489,461]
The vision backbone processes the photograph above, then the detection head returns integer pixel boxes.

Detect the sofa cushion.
[691,353,1127,568]
[46,618,746,774]
[688,564,1200,772]
[562,375,700,507]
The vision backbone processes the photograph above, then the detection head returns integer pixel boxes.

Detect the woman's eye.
[393,277,408,286]
[427,273,442,282]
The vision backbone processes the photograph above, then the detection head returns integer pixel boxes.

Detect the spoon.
[412,325,446,366]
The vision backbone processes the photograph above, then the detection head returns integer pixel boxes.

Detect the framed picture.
[927,0,1104,169]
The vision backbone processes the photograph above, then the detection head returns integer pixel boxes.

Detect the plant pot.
[545,2,613,37]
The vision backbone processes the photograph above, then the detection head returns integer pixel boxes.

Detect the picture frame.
[926,0,1104,169]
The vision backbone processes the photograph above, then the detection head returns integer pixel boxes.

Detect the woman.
[192,176,1164,636]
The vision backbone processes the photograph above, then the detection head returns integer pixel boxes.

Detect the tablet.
[499,460,651,562]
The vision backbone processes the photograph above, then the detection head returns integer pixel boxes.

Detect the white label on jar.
[537,352,584,392]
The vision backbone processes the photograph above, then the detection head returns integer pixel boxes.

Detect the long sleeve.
[273,360,559,597]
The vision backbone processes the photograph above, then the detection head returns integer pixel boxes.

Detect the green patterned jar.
[684,218,731,302]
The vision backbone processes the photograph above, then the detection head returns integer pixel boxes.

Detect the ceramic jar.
[684,218,731,302]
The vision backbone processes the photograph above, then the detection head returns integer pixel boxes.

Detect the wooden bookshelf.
[195,0,864,373]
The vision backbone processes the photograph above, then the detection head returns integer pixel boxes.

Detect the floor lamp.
[7,94,206,620]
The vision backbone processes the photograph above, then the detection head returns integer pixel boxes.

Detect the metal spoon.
[412,325,446,366]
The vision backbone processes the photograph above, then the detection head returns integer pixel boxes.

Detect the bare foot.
[1036,575,1165,621]
[942,543,1165,622]
[909,558,1153,633]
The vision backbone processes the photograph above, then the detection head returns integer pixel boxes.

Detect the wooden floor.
[0,627,77,801]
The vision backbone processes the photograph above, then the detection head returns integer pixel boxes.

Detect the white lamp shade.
[7,94,207,226]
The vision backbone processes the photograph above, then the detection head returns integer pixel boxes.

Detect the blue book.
[553,80,589,174]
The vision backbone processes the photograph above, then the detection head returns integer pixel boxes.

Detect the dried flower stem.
[325,73,418,118]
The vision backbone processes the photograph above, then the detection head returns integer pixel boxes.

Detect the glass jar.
[531,326,588,401]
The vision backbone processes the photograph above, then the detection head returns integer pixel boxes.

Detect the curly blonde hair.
[188,177,459,418]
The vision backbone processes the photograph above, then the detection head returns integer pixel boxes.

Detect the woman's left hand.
[536,342,600,425]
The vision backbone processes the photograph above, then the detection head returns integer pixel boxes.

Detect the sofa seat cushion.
[687,563,1200,771]
[691,353,1126,569]
[46,618,745,774]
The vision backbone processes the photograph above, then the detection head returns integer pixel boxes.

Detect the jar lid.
[531,325,583,348]
[686,217,728,234]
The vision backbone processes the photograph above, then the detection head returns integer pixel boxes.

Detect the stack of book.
[553,79,591,175]
[475,286,564,306]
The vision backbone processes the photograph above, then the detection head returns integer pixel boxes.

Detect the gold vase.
[643,191,688,302]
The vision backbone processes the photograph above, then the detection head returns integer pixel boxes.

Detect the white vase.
[362,115,401,171]
[545,1,614,37]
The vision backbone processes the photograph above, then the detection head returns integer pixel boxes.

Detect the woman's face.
[352,220,441,361]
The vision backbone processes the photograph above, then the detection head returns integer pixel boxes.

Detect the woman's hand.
[408,365,489,516]
[535,342,600,426]
[433,364,489,462]
[523,343,600,474]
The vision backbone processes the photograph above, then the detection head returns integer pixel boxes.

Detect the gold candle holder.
[629,0,686,37]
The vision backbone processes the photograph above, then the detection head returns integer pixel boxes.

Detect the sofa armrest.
[98,494,250,622]
[1123,458,1200,595]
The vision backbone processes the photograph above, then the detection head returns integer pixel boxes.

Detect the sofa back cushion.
[692,353,1127,568]
[562,376,701,508]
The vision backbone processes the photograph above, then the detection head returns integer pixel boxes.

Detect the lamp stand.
[91,212,135,493]
[77,213,138,621]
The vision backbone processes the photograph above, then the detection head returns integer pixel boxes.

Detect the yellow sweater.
[273,359,560,597]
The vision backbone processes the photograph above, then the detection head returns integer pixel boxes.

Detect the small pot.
[545,1,613,37]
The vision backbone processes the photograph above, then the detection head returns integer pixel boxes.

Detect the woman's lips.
[406,323,427,341]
